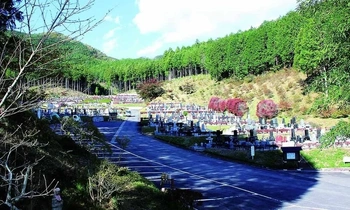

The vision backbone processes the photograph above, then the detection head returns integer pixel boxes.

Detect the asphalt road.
[94,109,350,210]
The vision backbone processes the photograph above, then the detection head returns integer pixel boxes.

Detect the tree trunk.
[322,66,328,98]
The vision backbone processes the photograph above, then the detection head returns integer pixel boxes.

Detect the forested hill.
[28,0,350,118]
[37,32,113,60]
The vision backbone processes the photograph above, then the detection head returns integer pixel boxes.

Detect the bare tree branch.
[1,0,111,120]
[0,1,111,208]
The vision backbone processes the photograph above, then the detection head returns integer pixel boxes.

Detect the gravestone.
[249,129,257,142]
[291,117,296,125]
[247,118,252,125]
[200,122,206,132]
[304,129,310,141]
[229,138,234,149]
[316,128,322,140]
[294,123,298,129]
[272,118,278,128]
[269,130,275,141]
[246,112,250,119]
[233,130,238,137]
[253,129,257,137]
[296,135,302,143]
[173,122,178,132]
[206,135,213,148]
[261,118,266,126]
[291,128,296,141]
[310,131,317,142]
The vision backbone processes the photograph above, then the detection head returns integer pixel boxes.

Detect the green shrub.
[243,74,254,83]
[136,79,165,101]
[141,126,155,134]
[179,83,196,94]
[319,120,350,148]
[155,135,206,148]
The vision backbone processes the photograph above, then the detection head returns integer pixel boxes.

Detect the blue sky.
[61,0,298,59]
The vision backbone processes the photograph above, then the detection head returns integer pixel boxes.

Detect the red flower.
[256,99,278,119]
[227,98,248,117]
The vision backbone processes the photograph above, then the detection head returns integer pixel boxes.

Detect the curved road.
[95,109,350,210]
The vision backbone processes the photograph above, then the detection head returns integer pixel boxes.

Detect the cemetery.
[37,94,350,169]
[39,94,349,153]
[36,92,350,157]
[35,94,144,122]
[144,98,349,153]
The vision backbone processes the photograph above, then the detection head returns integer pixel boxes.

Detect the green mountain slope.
[153,68,348,128]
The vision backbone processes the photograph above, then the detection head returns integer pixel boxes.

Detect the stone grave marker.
[272,118,278,128]
[291,116,296,125]
[200,122,206,132]
[296,135,302,143]
[261,118,266,128]
[291,128,296,141]
[269,130,275,141]
[311,131,317,142]
[316,128,322,140]
[304,129,310,141]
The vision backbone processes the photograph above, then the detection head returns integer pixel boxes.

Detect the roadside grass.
[141,125,156,135]
[206,124,231,131]
[96,164,192,210]
[155,135,207,148]
[82,98,111,104]
[204,148,298,169]
[301,148,350,169]
[148,133,298,169]
[141,130,350,170]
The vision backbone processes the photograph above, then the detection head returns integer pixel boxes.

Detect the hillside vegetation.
[24,1,349,118]
[153,68,347,128]
[46,68,347,128]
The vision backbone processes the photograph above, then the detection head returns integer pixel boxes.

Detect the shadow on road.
[95,120,323,210]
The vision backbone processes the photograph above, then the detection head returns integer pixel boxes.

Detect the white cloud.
[102,15,121,55]
[103,28,117,40]
[103,38,118,54]
[104,15,121,25]
[134,0,297,57]
[136,40,163,56]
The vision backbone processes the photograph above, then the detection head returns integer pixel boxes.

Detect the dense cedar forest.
[38,0,348,114]
[8,0,350,112]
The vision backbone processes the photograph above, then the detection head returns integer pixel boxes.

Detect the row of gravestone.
[151,114,322,145]
[148,110,315,134]
[148,102,207,112]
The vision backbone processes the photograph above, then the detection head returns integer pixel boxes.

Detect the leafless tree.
[0,0,110,209]
[0,0,109,119]
[0,124,58,209]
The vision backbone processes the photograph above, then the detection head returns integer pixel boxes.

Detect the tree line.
[49,0,348,114]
